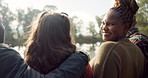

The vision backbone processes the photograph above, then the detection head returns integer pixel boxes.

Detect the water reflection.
[76,42,101,59]
[12,42,102,59]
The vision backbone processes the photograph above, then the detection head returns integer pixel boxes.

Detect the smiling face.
[100,10,128,41]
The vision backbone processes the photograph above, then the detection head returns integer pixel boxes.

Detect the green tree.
[137,0,148,35]
[70,16,83,38]
[16,9,25,39]
[23,8,40,32]
[15,8,41,47]
[87,21,98,36]
[95,16,103,37]
[43,5,57,12]
[0,0,15,46]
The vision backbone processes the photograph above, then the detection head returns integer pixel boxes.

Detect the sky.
[4,0,115,35]
[5,0,114,16]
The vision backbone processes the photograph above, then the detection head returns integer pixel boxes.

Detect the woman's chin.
[102,37,111,41]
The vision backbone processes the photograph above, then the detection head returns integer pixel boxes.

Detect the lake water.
[12,42,101,59]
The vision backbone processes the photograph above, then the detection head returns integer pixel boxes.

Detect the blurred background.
[0,0,147,59]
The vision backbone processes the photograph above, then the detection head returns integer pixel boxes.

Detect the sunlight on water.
[12,42,101,59]
[76,42,101,59]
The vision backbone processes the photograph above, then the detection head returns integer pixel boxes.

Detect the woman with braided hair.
[90,0,144,78]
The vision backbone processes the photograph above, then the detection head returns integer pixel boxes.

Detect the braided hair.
[110,0,139,29]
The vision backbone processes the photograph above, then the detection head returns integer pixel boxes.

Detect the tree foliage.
[95,16,103,38]
[87,21,97,36]
[0,0,15,46]
[136,0,148,35]
[0,0,59,46]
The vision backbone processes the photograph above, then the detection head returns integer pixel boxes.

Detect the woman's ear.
[123,25,130,32]
[128,21,137,30]
[131,21,137,28]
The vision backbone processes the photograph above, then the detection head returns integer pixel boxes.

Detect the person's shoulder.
[0,43,18,54]
[134,31,148,40]
[97,41,119,54]
[131,33,148,43]
[0,43,21,60]
[0,44,23,72]
[99,40,127,53]
[100,41,118,48]
[141,34,148,41]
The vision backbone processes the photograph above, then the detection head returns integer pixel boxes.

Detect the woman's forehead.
[108,10,120,18]
[103,10,122,22]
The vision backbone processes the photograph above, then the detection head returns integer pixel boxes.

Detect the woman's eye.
[102,22,105,25]
[111,23,115,26]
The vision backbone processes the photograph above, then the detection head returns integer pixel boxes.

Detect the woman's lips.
[102,32,111,36]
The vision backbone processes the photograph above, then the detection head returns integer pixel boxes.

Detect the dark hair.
[110,0,139,29]
[24,12,76,74]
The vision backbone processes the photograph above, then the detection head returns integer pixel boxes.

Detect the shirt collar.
[127,28,139,38]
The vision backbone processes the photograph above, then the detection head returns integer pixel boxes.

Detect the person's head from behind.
[0,18,5,43]
[29,12,73,47]
[25,12,76,74]
[100,0,139,41]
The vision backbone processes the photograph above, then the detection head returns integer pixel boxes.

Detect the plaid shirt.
[127,28,148,78]
[127,28,148,58]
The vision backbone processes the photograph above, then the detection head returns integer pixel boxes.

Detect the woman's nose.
[100,24,107,30]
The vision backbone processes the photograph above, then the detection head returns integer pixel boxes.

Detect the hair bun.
[114,0,139,15]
